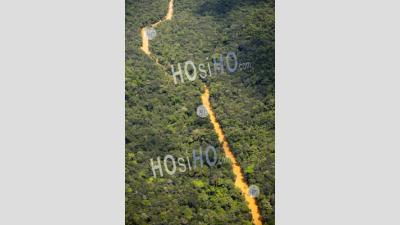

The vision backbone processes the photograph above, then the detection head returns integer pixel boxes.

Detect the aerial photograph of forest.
[126,0,274,224]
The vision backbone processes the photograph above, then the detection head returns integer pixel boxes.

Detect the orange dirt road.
[201,86,263,225]
[140,0,173,55]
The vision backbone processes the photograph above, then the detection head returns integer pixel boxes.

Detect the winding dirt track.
[139,1,262,224]
[201,87,262,225]
[140,0,173,55]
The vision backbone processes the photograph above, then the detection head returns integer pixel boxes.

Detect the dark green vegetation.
[126,0,274,224]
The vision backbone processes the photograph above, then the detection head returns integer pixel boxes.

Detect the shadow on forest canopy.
[196,0,272,17]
